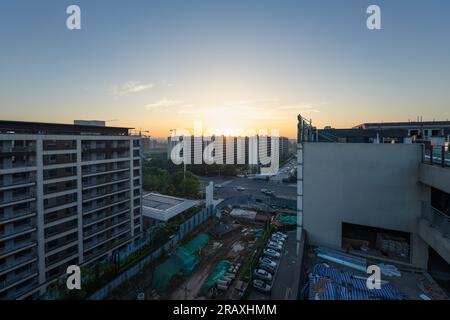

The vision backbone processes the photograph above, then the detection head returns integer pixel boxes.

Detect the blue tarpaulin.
[307,263,404,300]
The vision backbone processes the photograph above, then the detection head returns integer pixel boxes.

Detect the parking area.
[248,230,302,300]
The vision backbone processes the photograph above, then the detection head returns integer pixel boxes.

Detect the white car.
[268,240,283,248]
[263,248,281,259]
[236,186,246,191]
[259,257,278,273]
[267,243,283,252]
[273,232,287,239]
[215,184,223,189]
[253,279,271,294]
[253,269,273,282]
[271,235,285,243]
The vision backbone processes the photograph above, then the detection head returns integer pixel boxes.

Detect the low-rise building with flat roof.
[142,193,200,229]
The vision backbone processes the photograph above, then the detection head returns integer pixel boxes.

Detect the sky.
[0,0,449,138]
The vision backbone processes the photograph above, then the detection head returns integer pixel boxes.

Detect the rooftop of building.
[0,120,133,136]
[142,192,200,222]
[354,120,450,129]
[302,245,449,300]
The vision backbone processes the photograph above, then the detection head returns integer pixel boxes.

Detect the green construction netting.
[279,215,296,225]
[152,233,210,292]
[254,228,264,238]
[201,260,232,294]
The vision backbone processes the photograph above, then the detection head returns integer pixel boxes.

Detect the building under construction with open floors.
[0,120,142,300]
[296,115,450,298]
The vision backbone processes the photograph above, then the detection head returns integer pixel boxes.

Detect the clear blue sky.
[0,0,449,137]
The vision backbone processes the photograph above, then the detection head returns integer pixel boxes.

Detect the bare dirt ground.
[169,224,258,299]
[108,218,262,300]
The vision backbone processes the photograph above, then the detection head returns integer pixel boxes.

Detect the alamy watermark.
[66,265,81,290]
[366,265,382,290]
[169,121,280,175]
[65,4,382,31]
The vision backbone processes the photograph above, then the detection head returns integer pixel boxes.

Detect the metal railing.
[423,144,450,168]
[422,202,450,238]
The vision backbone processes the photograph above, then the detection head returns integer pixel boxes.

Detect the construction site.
[106,204,282,300]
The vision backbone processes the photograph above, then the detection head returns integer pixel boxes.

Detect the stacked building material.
[376,233,410,257]
[306,263,404,300]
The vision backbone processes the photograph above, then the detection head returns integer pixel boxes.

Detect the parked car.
[260,188,268,194]
[259,257,278,272]
[268,239,284,246]
[267,243,283,252]
[253,269,273,282]
[236,186,246,191]
[260,257,278,267]
[265,190,275,197]
[215,184,223,189]
[263,248,281,259]
[252,279,272,294]
[271,235,285,243]
[273,232,287,239]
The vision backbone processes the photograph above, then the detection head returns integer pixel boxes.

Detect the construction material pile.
[202,261,241,295]
[376,233,410,258]
[304,264,404,300]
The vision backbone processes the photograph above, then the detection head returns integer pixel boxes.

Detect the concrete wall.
[419,163,450,194]
[302,143,429,268]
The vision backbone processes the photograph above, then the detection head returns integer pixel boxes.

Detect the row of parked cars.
[252,231,288,294]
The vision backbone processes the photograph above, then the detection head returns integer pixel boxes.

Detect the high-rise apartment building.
[0,120,142,299]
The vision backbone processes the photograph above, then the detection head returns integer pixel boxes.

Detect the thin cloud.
[145,98,186,110]
[111,81,153,96]
[277,102,326,114]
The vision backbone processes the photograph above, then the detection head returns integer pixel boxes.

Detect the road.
[199,176,296,199]
[248,231,301,300]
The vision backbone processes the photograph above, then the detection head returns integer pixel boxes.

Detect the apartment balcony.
[82,173,130,188]
[0,145,35,154]
[82,194,130,214]
[421,204,450,238]
[84,223,130,251]
[0,192,36,208]
[83,205,130,226]
[0,224,36,241]
[0,177,35,191]
[0,239,37,259]
[82,165,129,177]
[81,151,130,163]
[423,144,450,168]
[84,215,130,238]
[0,254,37,275]
[0,265,37,292]
[0,210,36,225]
[83,185,130,202]
[0,160,36,170]
[45,245,78,268]
[43,140,76,151]
[419,203,450,264]
[84,232,131,263]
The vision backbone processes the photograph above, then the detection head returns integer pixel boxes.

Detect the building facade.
[297,115,450,275]
[0,121,142,299]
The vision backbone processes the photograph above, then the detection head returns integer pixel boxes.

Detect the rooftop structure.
[142,193,200,222]
[0,120,132,136]
[317,119,450,144]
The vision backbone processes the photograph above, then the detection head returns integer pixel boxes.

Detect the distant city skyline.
[1,0,450,138]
